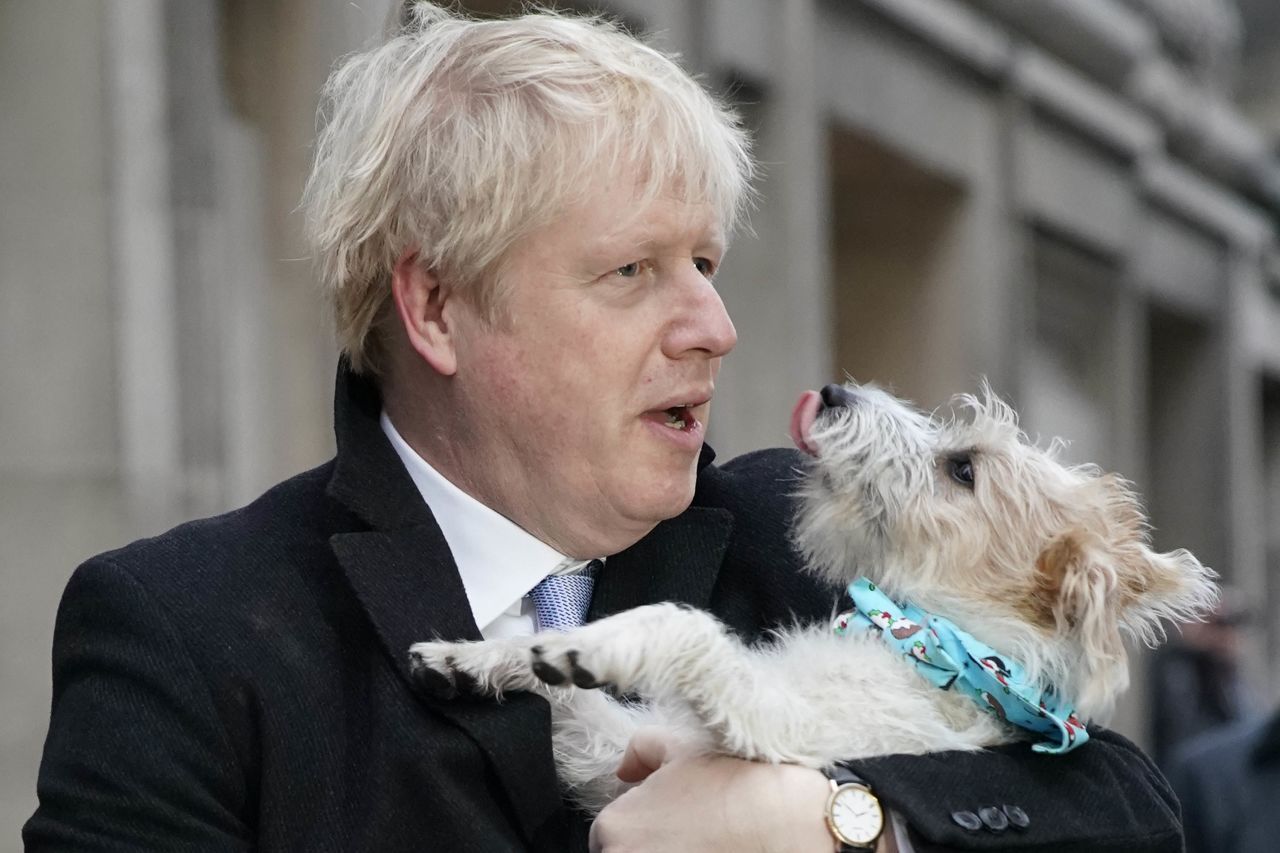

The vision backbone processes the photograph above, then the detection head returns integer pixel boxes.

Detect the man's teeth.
[665,408,688,429]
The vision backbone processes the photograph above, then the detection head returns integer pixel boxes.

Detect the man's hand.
[589,727,837,852]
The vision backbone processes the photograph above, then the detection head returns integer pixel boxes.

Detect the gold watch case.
[826,780,884,849]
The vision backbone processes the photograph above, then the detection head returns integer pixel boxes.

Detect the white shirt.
[381,411,597,638]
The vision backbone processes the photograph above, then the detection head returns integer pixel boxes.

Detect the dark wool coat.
[25,366,1183,852]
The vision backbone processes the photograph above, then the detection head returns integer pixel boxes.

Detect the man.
[27,5,1182,851]
[1148,592,1251,769]
[1166,708,1280,853]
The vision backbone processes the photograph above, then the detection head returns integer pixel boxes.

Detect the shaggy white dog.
[409,382,1217,813]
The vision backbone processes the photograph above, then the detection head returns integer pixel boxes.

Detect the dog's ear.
[1033,514,1218,717]
[1035,528,1110,629]
[1033,527,1128,716]
[1089,472,1218,644]
[1113,545,1218,646]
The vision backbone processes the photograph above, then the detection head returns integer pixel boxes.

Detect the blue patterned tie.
[528,560,601,632]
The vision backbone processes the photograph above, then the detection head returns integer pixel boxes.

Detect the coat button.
[951,810,982,831]
[979,806,1009,832]
[1003,805,1030,829]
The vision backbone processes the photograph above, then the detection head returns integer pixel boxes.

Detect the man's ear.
[391,250,457,376]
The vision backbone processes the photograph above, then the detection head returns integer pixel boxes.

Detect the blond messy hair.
[301,2,756,375]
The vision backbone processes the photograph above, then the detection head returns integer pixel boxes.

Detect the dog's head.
[791,381,1218,720]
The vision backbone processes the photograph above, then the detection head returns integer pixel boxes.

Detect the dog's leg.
[523,603,732,691]
[410,636,658,812]
[526,604,826,764]
[408,635,548,698]
[550,689,656,813]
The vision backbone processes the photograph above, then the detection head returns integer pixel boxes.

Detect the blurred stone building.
[4,0,1280,836]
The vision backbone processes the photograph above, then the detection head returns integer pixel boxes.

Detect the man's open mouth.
[660,404,697,432]
[644,396,710,435]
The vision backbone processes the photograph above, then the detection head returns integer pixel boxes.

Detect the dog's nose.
[820,383,857,410]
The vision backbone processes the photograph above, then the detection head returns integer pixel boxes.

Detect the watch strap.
[827,764,867,788]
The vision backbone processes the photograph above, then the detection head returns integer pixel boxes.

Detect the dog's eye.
[947,455,975,489]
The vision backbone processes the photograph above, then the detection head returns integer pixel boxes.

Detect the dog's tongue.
[790,390,822,456]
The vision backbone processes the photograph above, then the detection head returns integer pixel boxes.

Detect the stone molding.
[857,0,1010,80]
[965,0,1155,90]
[1012,47,1159,159]
[853,0,1280,219]
[1119,0,1241,92]
[1140,156,1270,248]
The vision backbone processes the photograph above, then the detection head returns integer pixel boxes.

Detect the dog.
[408,381,1218,813]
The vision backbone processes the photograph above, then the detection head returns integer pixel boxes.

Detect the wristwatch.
[823,765,884,851]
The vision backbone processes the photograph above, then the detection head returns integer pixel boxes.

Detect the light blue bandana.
[833,577,1088,754]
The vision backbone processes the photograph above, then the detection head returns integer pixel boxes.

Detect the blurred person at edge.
[1166,707,1280,853]
[24,4,1183,852]
[1148,588,1253,769]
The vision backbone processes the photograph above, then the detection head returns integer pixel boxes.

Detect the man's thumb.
[615,726,675,783]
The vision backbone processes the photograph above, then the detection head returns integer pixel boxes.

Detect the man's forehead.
[585,198,725,251]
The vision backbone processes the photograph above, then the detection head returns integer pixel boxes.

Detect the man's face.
[445,178,737,557]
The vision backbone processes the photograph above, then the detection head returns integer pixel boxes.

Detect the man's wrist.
[771,764,841,852]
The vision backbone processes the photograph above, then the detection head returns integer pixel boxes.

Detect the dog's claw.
[569,666,601,689]
[409,655,458,699]
[566,650,603,689]
[446,656,481,695]
[530,645,568,685]
[532,659,567,685]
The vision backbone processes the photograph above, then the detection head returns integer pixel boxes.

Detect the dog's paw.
[526,603,731,696]
[408,641,480,699]
[526,610,674,691]
[530,644,606,689]
[410,636,550,697]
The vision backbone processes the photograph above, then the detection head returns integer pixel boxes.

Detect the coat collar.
[323,362,733,839]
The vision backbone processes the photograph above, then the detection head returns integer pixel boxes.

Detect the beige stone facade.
[4,0,1279,837]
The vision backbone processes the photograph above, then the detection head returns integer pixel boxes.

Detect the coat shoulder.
[97,461,341,571]
[77,460,350,626]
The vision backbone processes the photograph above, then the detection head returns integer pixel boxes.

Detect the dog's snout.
[820,384,857,410]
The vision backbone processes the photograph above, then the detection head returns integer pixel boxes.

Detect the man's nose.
[665,272,737,359]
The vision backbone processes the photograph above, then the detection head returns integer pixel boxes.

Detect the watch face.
[829,784,884,846]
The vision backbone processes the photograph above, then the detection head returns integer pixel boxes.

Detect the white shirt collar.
[380,411,593,631]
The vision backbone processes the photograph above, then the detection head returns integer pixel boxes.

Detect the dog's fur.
[409,382,1218,813]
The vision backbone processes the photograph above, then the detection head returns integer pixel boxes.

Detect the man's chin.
[629,477,698,525]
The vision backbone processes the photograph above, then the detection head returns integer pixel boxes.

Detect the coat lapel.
[325,364,561,842]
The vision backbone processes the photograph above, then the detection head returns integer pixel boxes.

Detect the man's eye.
[615,262,642,278]
[947,455,975,489]
[694,257,716,277]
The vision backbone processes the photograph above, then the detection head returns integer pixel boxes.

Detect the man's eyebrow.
[583,219,725,257]
[629,231,726,252]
